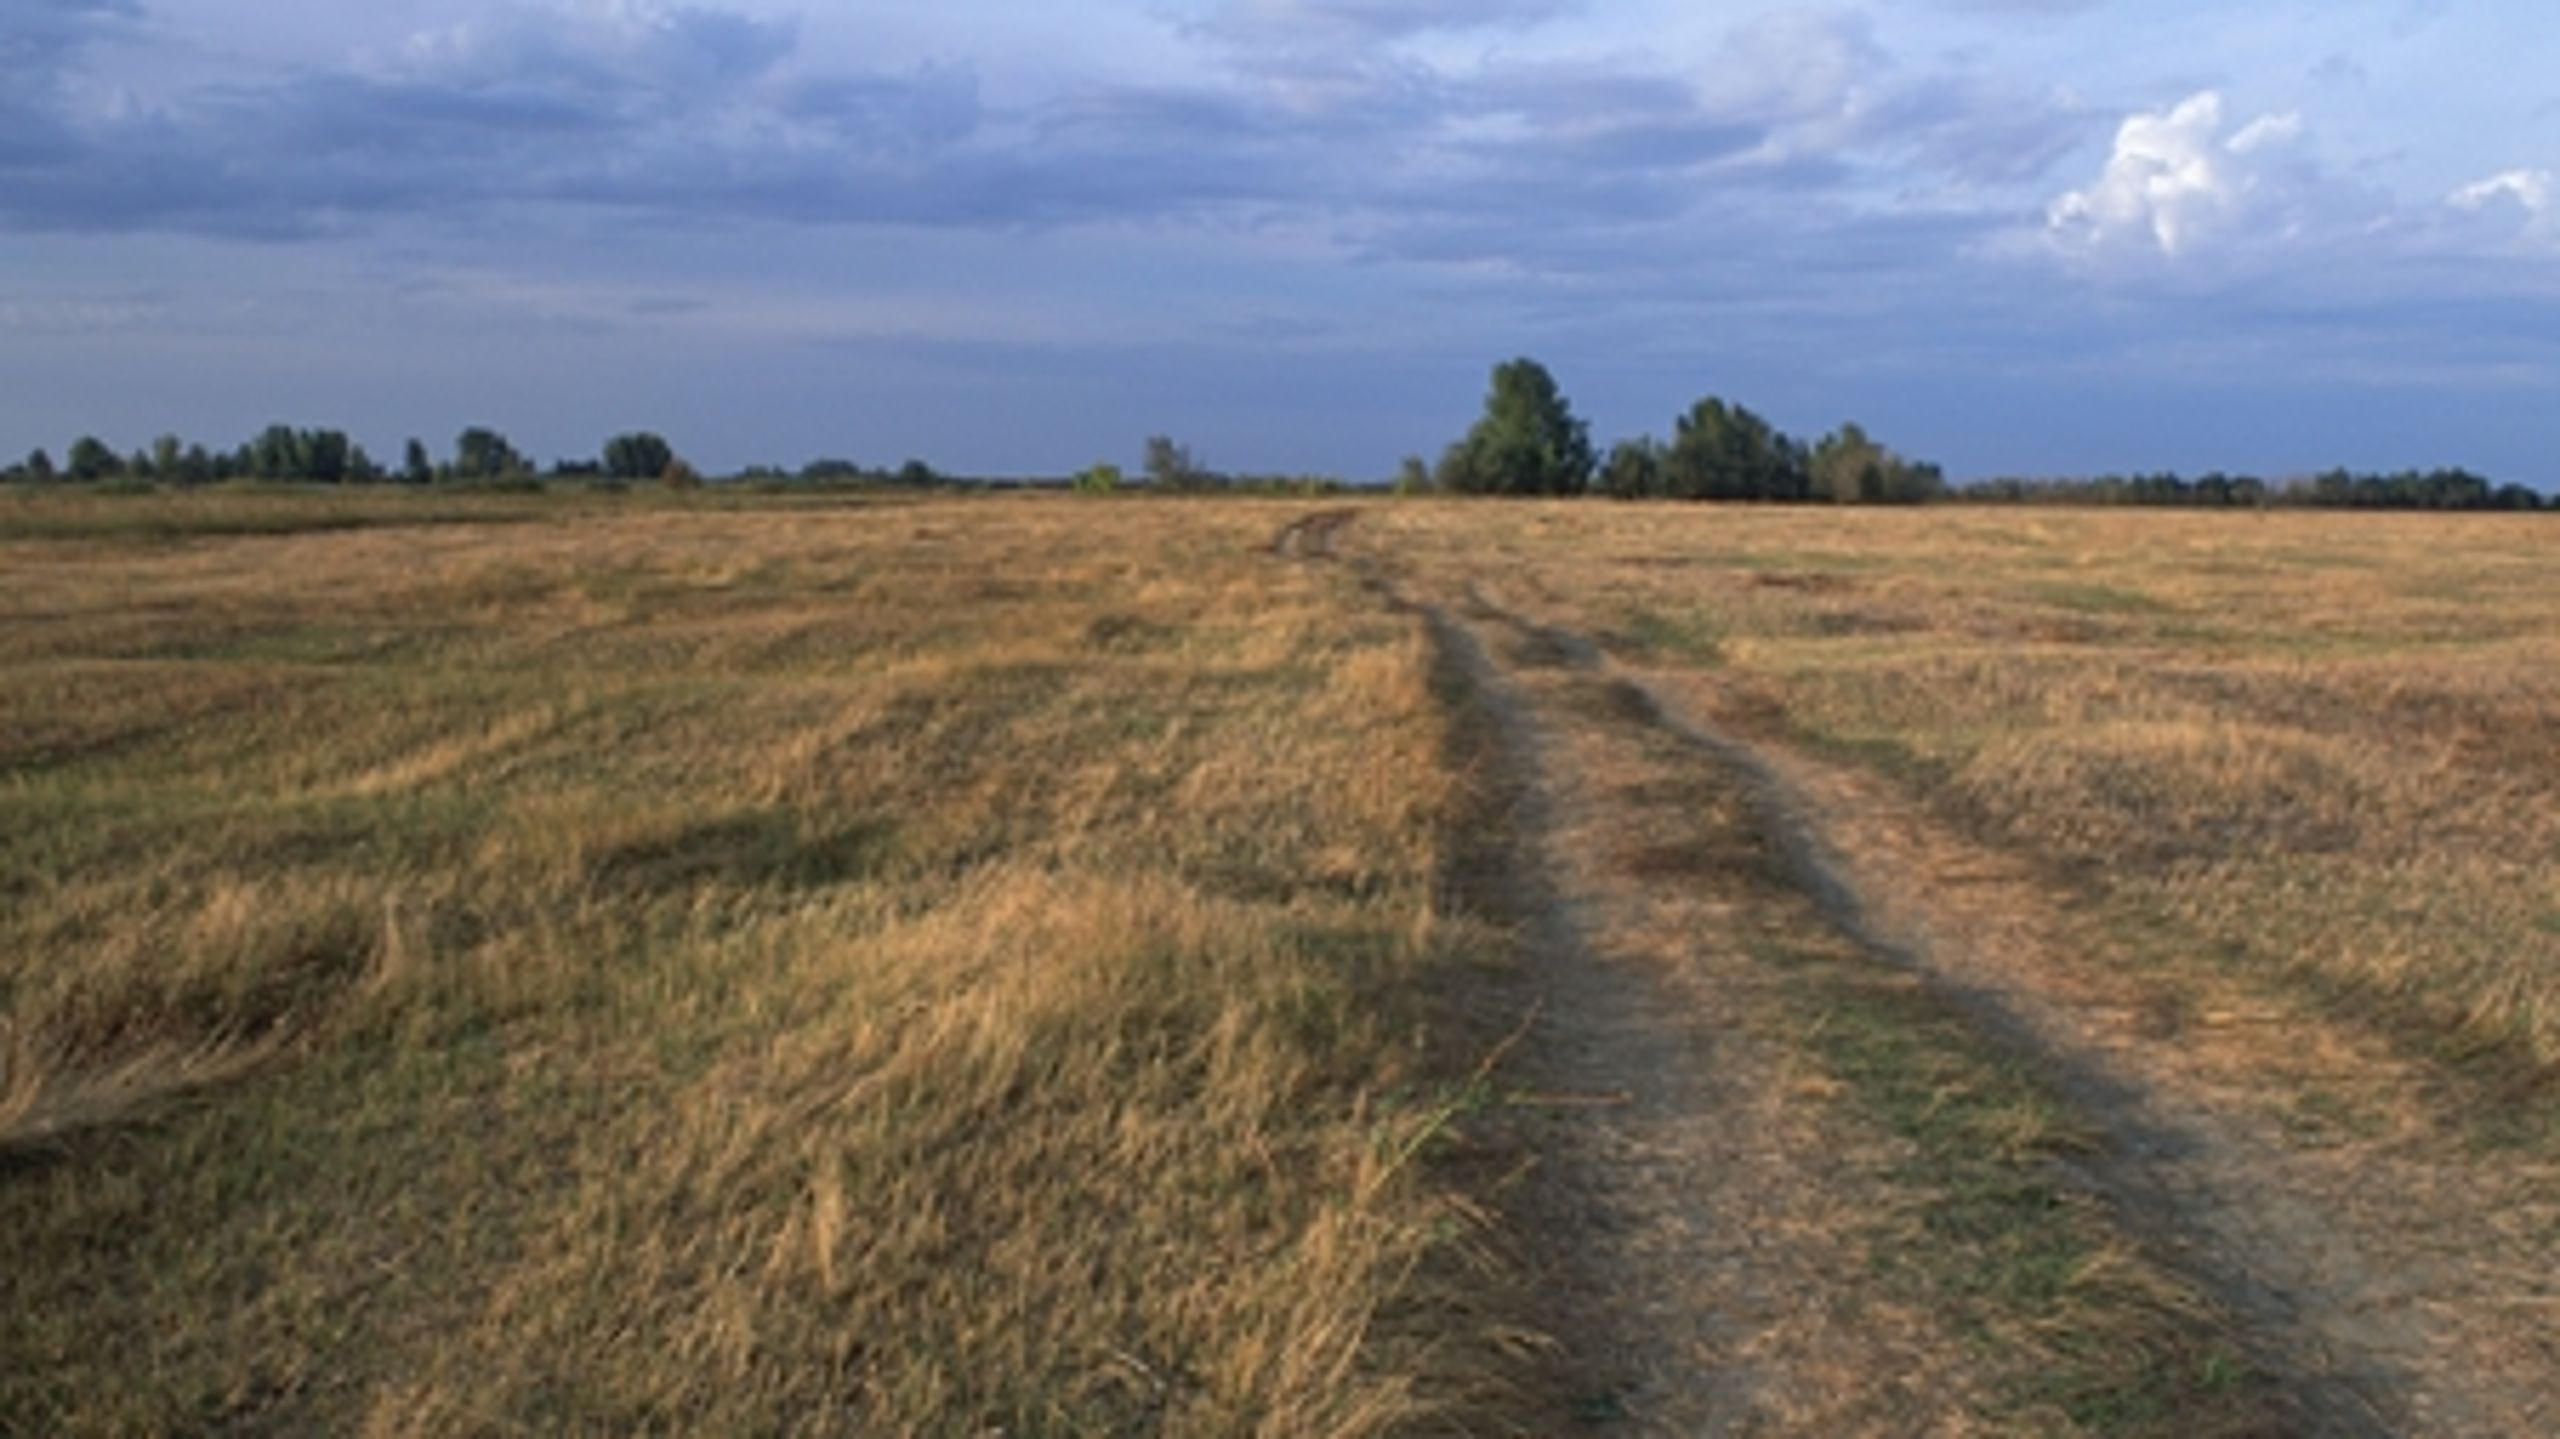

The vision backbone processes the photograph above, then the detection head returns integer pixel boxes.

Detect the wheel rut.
[1276,510,2555,1434]
[1437,571,2549,1435]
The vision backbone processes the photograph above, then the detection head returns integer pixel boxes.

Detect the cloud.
[1194,0,1574,46]
[378,1,798,108]
[2046,91,2312,258]
[2449,168,2556,239]
[0,0,2067,285]
[0,0,135,65]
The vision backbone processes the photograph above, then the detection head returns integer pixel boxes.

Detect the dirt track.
[1281,508,2559,1434]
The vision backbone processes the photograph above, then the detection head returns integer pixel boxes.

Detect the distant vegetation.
[1963,467,2545,511]
[4,426,697,490]
[5,359,2544,507]
[1427,357,1945,504]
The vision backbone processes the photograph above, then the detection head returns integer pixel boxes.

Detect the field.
[3,489,2554,1433]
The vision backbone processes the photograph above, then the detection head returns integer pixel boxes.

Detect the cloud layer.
[5,1,2559,485]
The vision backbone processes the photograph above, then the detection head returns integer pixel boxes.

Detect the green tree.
[1436,357,1595,496]
[402,438,433,485]
[24,448,55,483]
[66,436,120,482]
[1601,437,1666,500]
[1143,434,1214,491]
[150,434,183,479]
[1665,397,1803,501]
[302,429,352,484]
[602,432,675,482]
[454,427,525,482]
[1393,455,1431,496]
[1808,422,1944,505]
[249,424,303,480]
[1073,462,1123,494]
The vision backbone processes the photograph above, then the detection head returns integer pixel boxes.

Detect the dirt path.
[1281,510,2557,1433]
[1416,603,1990,1432]
[1444,578,2559,1435]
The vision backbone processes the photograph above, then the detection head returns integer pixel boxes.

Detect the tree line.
[1963,468,2544,511]
[1419,358,1945,504]
[4,426,698,488]
[7,366,2544,510]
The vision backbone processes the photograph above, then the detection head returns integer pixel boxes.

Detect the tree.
[66,436,120,482]
[602,431,675,482]
[1665,397,1803,501]
[302,429,352,484]
[453,427,525,482]
[402,438,433,485]
[1808,422,1944,505]
[1144,434,1214,491]
[151,434,183,479]
[1073,462,1123,494]
[661,457,701,490]
[25,448,54,483]
[1601,437,1666,500]
[1436,357,1594,496]
[1393,455,1431,496]
[248,424,301,480]
[895,459,938,487]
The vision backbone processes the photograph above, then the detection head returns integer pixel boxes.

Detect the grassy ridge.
[1,499,1472,1433]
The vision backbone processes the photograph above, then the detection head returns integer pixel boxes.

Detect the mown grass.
[0,495,1481,1433]
[1377,504,2560,1095]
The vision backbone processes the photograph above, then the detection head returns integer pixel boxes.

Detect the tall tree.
[454,427,524,481]
[1436,357,1595,496]
[402,437,433,485]
[1601,437,1666,500]
[65,436,120,482]
[602,431,675,482]
[1808,422,1944,504]
[303,429,352,484]
[1143,434,1212,491]
[1665,397,1804,501]
[24,448,54,482]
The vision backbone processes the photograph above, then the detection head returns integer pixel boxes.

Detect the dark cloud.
[0,0,137,67]
[0,0,2079,287]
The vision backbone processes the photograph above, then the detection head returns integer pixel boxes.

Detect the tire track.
[1272,508,2545,1432]
[1443,575,2539,1436]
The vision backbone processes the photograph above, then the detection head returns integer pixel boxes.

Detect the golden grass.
[1373,503,2560,1081]
[0,492,1475,1433]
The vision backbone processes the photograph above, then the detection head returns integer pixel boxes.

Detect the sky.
[3,0,2557,484]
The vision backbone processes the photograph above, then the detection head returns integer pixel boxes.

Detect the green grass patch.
[1615,605,1727,665]
[1765,938,2280,1435]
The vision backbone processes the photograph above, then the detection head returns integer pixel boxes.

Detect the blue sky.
[4,0,2556,483]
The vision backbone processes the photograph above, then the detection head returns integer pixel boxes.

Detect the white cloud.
[2046,91,2307,258]
[2449,168,2556,238]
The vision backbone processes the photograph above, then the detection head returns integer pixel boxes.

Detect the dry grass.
[1373,503,2560,1087]
[0,492,1476,1433]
